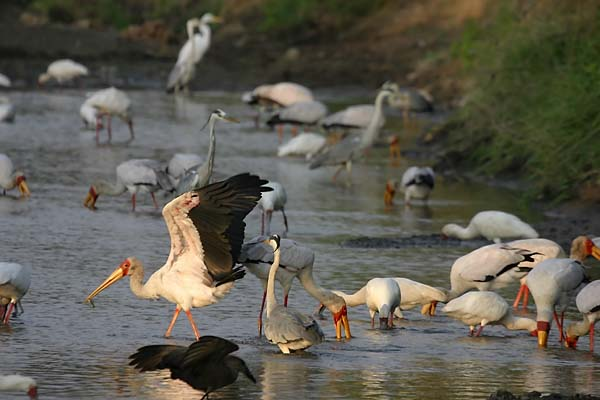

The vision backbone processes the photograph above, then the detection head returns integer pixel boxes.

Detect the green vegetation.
[447,2,600,201]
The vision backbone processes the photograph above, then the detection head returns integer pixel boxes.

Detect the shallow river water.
[1,89,599,399]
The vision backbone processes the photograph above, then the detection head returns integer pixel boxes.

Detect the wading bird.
[242,82,313,126]
[129,336,256,399]
[266,100,328,142]
[38,59,88,84]
[384,166,435,206]
[85,174,270,340]
[277,132,326,160]
[566,280,600,351]
[0,154,30,197]
[309,86,397,182]
[333,278,401,329]
[443,291,537,337]
[0,375,37,399]
[258,181,288,235]
[526,258,588,347]
[175,109,238,195]
[0,262,31,325]
[391,277,447,318]
[84,87,134,144]
[263,235,324,353]
[167,153,204,187]
[442,210,539,243]
[84,159,173,212]
[167,14,222,93]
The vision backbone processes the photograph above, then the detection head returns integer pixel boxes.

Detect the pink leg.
[131,193,136,212]
[513,285,525,308]
[522,286,530,309]
[553,311,564,341]
[151,192,159,209]
[95,116,102,144]
[388,311,394,327]
[258,290,266,336]
[469,327,475,336]
[3,303,15,324]
[371,316,375,329]
[590,324,595,352]
[475,325,485,337]
[164,306,181,337]
[291,126,298,137]
[284,294,289,307]
[185,310,201,340]
[277,125,284,143]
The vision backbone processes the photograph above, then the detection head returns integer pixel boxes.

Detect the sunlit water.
[1,89,599,399]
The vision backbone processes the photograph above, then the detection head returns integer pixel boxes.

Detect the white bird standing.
[0,262,32,325]
[83,159,173,212]
[391,278,447,318]
[166,14,222,93]
[333,278,401,329]
[263,235,324,353]
[443,291,537,337]
[38,59,88,84]
[175,109,239,195]
[441,210,539,243]
[0,96,16,123]
[85,174,270,340]
[384,166,435,206]
[0,73,11,87]
[309,86,397,182]
[277,132,327,160]
[0,375,37,399]
[526,258,588,347]
[0,154,31,197]
[258,181,288,235]
[85,87,134,144]
[266,100,328,142]
[566,280,600,351]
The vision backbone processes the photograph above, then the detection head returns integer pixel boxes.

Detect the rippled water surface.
[1,89,599,399]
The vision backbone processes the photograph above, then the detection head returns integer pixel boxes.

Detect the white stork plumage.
[0,96,15,123]
[266,100,328,142]
[0,262,32,325]
[566,279,600,351]
[391,277,447,318]
[263,235,324,353]
[0,73,10,87]
[526,258,588,347]
[38,59,88,84]
[166,14,222,93]
[85,174,270,340]
[443,291,537,337]
[277,132,326,160]
[84,87,134,144]
[442,210,539,243]
[333,278,401,329]
[0,154,31,197]
[258,181,288,235]
[0,375,37,399]
[384,166,435,206]
[83,159,173,212]
[242,82,314,127]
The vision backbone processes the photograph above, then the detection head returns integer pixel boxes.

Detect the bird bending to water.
[309,86,397,182]
[263,235,324,353]
[566,280,600,351]
[526,258,588,347]
[84,87,134,144]
[167,14,222,93]
[277,132,326,160]
[442,210,539,243]
[443,291,537,337]
[391,278,447,318]
[0,262,31,325]
[333,278,401,329]
[258,181,288,235]
[384,166,435,206]
[84,159,173,212]
[175,109,238,195]
[0,375,37,399]
[38,59,88,84]
[85,174,270,340]
[266,100,328,142]
[0,154,31,197]
[129,336,256,399]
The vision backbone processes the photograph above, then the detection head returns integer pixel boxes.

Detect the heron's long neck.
[297,265,338,307]
[337,286,367,307]
[360,91,389,148]
[196,117,216,187]
[500,313,537,332]
[98,180,127,196]
[265,248,281,317]
[200,24,211,44]
[129,265,158,299]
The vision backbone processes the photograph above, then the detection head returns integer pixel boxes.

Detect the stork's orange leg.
[277,125,284,143]
[513,285,525,308]
[164,305,181,338]
[3,303,15,325]
[185,310,201,340]
[522,286,530,309]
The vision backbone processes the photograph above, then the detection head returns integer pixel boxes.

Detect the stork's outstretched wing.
[162,173,271,278]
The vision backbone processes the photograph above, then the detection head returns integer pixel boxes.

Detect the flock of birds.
[1,13,600,400]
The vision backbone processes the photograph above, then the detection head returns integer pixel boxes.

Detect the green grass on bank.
[446,2,600,201]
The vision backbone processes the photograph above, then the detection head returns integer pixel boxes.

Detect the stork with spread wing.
[85,173,271,340]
